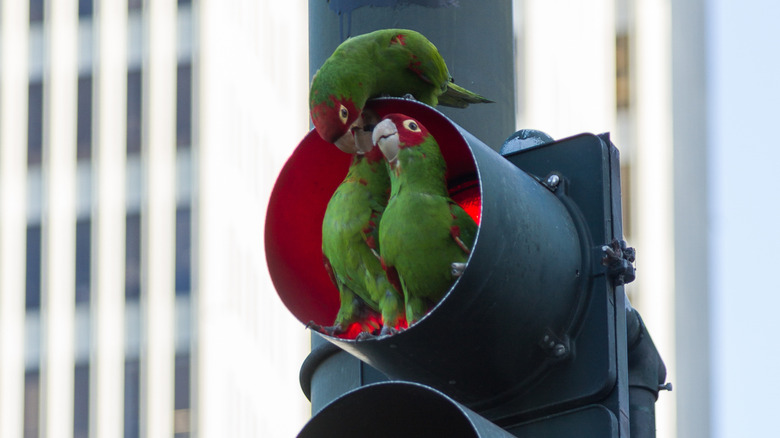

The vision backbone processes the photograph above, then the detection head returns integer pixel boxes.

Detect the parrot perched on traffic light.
[372,113,478,326]
[319,145,405,337]
[310,28,491,153]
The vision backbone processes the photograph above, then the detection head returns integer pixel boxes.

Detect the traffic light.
[265,98,667,436]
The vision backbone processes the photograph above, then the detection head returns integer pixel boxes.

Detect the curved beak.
[334,130,359,154]
[372,118,400,164]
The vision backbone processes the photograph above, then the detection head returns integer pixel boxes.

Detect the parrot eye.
[403,119,421,132]
[338,105,349,124]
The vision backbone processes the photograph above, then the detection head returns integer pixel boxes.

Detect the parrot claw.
[402,93,417,101]
[451,262,467,277]
[306,321,345,337]
[378,325,400,337]
[355,331,377,341]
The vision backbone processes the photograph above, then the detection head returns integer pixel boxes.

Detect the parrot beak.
[334,110,380,155]
[372,118,400,164]
[334,130,359,154]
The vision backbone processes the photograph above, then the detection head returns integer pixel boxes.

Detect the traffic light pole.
[626,305,669,438]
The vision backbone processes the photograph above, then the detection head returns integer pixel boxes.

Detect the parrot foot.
[402,93,417,101]
[355,330,377,341]
[306,321,344,337]
[451,262,467,277]
[378,325,400,337]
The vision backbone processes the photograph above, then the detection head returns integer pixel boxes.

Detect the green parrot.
[372,113,478,326]
[319,145,406,337]
[310,28,491,153]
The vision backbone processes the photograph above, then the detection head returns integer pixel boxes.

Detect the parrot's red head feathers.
[310,95,360,144]
[372,113,434,166]
[383,113,431,147]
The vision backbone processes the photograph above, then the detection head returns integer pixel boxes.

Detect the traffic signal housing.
[265,98,664,436]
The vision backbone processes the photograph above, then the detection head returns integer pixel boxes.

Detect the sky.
[708,0,780,436]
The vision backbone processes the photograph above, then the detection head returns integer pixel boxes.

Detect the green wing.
[448,200,478,253]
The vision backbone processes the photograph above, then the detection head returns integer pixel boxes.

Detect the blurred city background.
[0,0,777,437]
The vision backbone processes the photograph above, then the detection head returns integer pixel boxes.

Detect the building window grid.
[21,5,195,437]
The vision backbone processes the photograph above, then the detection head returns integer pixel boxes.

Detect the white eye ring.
[339,105,349,124]
[403,119,420,132]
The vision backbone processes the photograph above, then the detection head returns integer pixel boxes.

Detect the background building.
[0,1,310,437]
[1,0,778,437]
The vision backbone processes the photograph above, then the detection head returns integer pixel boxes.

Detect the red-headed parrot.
[372,113,478,326]
[310,28,491,153]
[319,144,405,337]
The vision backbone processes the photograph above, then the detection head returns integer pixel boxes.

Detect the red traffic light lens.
[265,99,480,328]
[449,179,482,225]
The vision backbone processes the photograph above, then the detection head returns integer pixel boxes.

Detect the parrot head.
[310,94,363,152]
[372,113,431,166]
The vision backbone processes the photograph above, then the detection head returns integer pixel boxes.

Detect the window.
[174,355,191,438]
[77,76,93,160]
[24,370,40,438]
[78,0,93,18]
[176,64,192,148]
[30,0,44,23]
[175,207,191,295]
[28,82,44,166]
[26,225,42,310]
[126,213,141,299]
[74,364,90,438]
[620,163,633,239]
[75,219,91,303]
[124,360,140,438]
[616,33,631,110]
[127,70,142,155]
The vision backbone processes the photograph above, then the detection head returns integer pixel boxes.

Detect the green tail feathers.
[438,82,493,108]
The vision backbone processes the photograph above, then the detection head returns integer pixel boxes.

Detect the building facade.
[0,1,310,437]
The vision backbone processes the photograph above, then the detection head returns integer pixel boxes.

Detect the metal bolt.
[658,382,673,392]
[553,344,567,357]
[546,174,560,189]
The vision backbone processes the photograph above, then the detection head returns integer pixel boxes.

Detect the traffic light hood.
[267,98,588,409]
[266,98,480,328]
[298,381,517,438]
